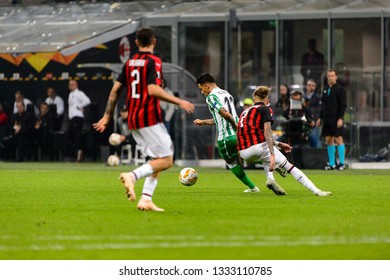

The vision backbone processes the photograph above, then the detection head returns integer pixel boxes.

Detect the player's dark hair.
[136,27,155,47]
[196,73,215,85]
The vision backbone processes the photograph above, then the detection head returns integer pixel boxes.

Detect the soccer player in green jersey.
[194,73,286,195]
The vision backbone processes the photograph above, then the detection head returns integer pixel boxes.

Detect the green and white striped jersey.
[206,87,238,141]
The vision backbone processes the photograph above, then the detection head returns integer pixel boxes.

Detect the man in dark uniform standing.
[316,69,347,170]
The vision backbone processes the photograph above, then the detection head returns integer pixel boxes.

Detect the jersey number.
[239,109,249,128]
[131,69,140,99]
[224,96,233,114]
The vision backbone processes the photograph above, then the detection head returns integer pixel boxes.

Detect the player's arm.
[148,84,194,114]
[337,86,347,128]
[264,121,276,171]
[219,107,237,130]
[93,81,124,133]
[274,141,292,153]
[193,118,215,126]
[77,91,91,109]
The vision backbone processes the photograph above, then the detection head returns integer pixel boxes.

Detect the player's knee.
[162,156,174,169]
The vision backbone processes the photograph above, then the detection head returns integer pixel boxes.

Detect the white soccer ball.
[107,155,120,166]
[109,133,122,146]
[179,167,198,186]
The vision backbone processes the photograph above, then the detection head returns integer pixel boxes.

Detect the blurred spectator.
[0,102,8,160]
[304,79,322,108]
[3,101,35,161]
[34,102,57,160]
[0,102,8,126]
[304,79,322,148]
[45,87,65,130]
[275,83,290,112]
[301,38,325,89]
[279,90,315,146]
[66,80,91,162]
[13,91,38,116]
[243,98,254,110]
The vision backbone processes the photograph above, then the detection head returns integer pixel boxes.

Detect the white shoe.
[244,187,260,193]
[316,191,332,196]
[266,179,287,195]
[137,198,165,212]
[119,172,136,202]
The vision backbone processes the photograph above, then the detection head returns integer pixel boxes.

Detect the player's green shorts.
[217,135,238,161]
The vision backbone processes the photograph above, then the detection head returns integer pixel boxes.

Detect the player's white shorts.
[239,142,287,167]
[131,123,174,158]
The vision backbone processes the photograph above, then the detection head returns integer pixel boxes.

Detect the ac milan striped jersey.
[205,87,238,141]
[237,102,274,150]
[117,51,163,129]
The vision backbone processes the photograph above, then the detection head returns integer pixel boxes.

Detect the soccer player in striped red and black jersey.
[236,97,274,151]
[94,27,195,211]
[237,86,332,196]
[117,49,163,129]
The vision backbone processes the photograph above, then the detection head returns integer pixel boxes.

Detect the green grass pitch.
[0,162,389,260]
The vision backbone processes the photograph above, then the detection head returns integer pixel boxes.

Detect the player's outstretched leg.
[228,161,259,193]
[281,160,332,196]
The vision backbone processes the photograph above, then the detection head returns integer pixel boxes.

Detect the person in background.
[281,90,315,146]
[45,87,65,130]
[0,102,8,126]
[316,69,347,170]
[243,98,254,111]
[4,101,35,161]
[304,79,322,148]
[0,102,9,160]
[66,79,91,162]
[275,83,290,112]
[34,102,56,160]
[300,38,325,89]
[13,91,38,116]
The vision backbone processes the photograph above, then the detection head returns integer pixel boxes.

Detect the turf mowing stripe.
[1,236,390,251]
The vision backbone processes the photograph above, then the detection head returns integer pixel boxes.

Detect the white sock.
[263,166,275,181]
[290,167,321,194]
[132,163,154,180]
[142,176,158,200]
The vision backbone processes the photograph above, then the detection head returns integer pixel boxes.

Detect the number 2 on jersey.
[131,69,140,99]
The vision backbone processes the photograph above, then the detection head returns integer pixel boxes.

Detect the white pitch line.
[0,235,206,241]
[1,236,390,251]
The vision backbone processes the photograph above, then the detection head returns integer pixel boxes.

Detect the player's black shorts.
[322,117,343,137]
